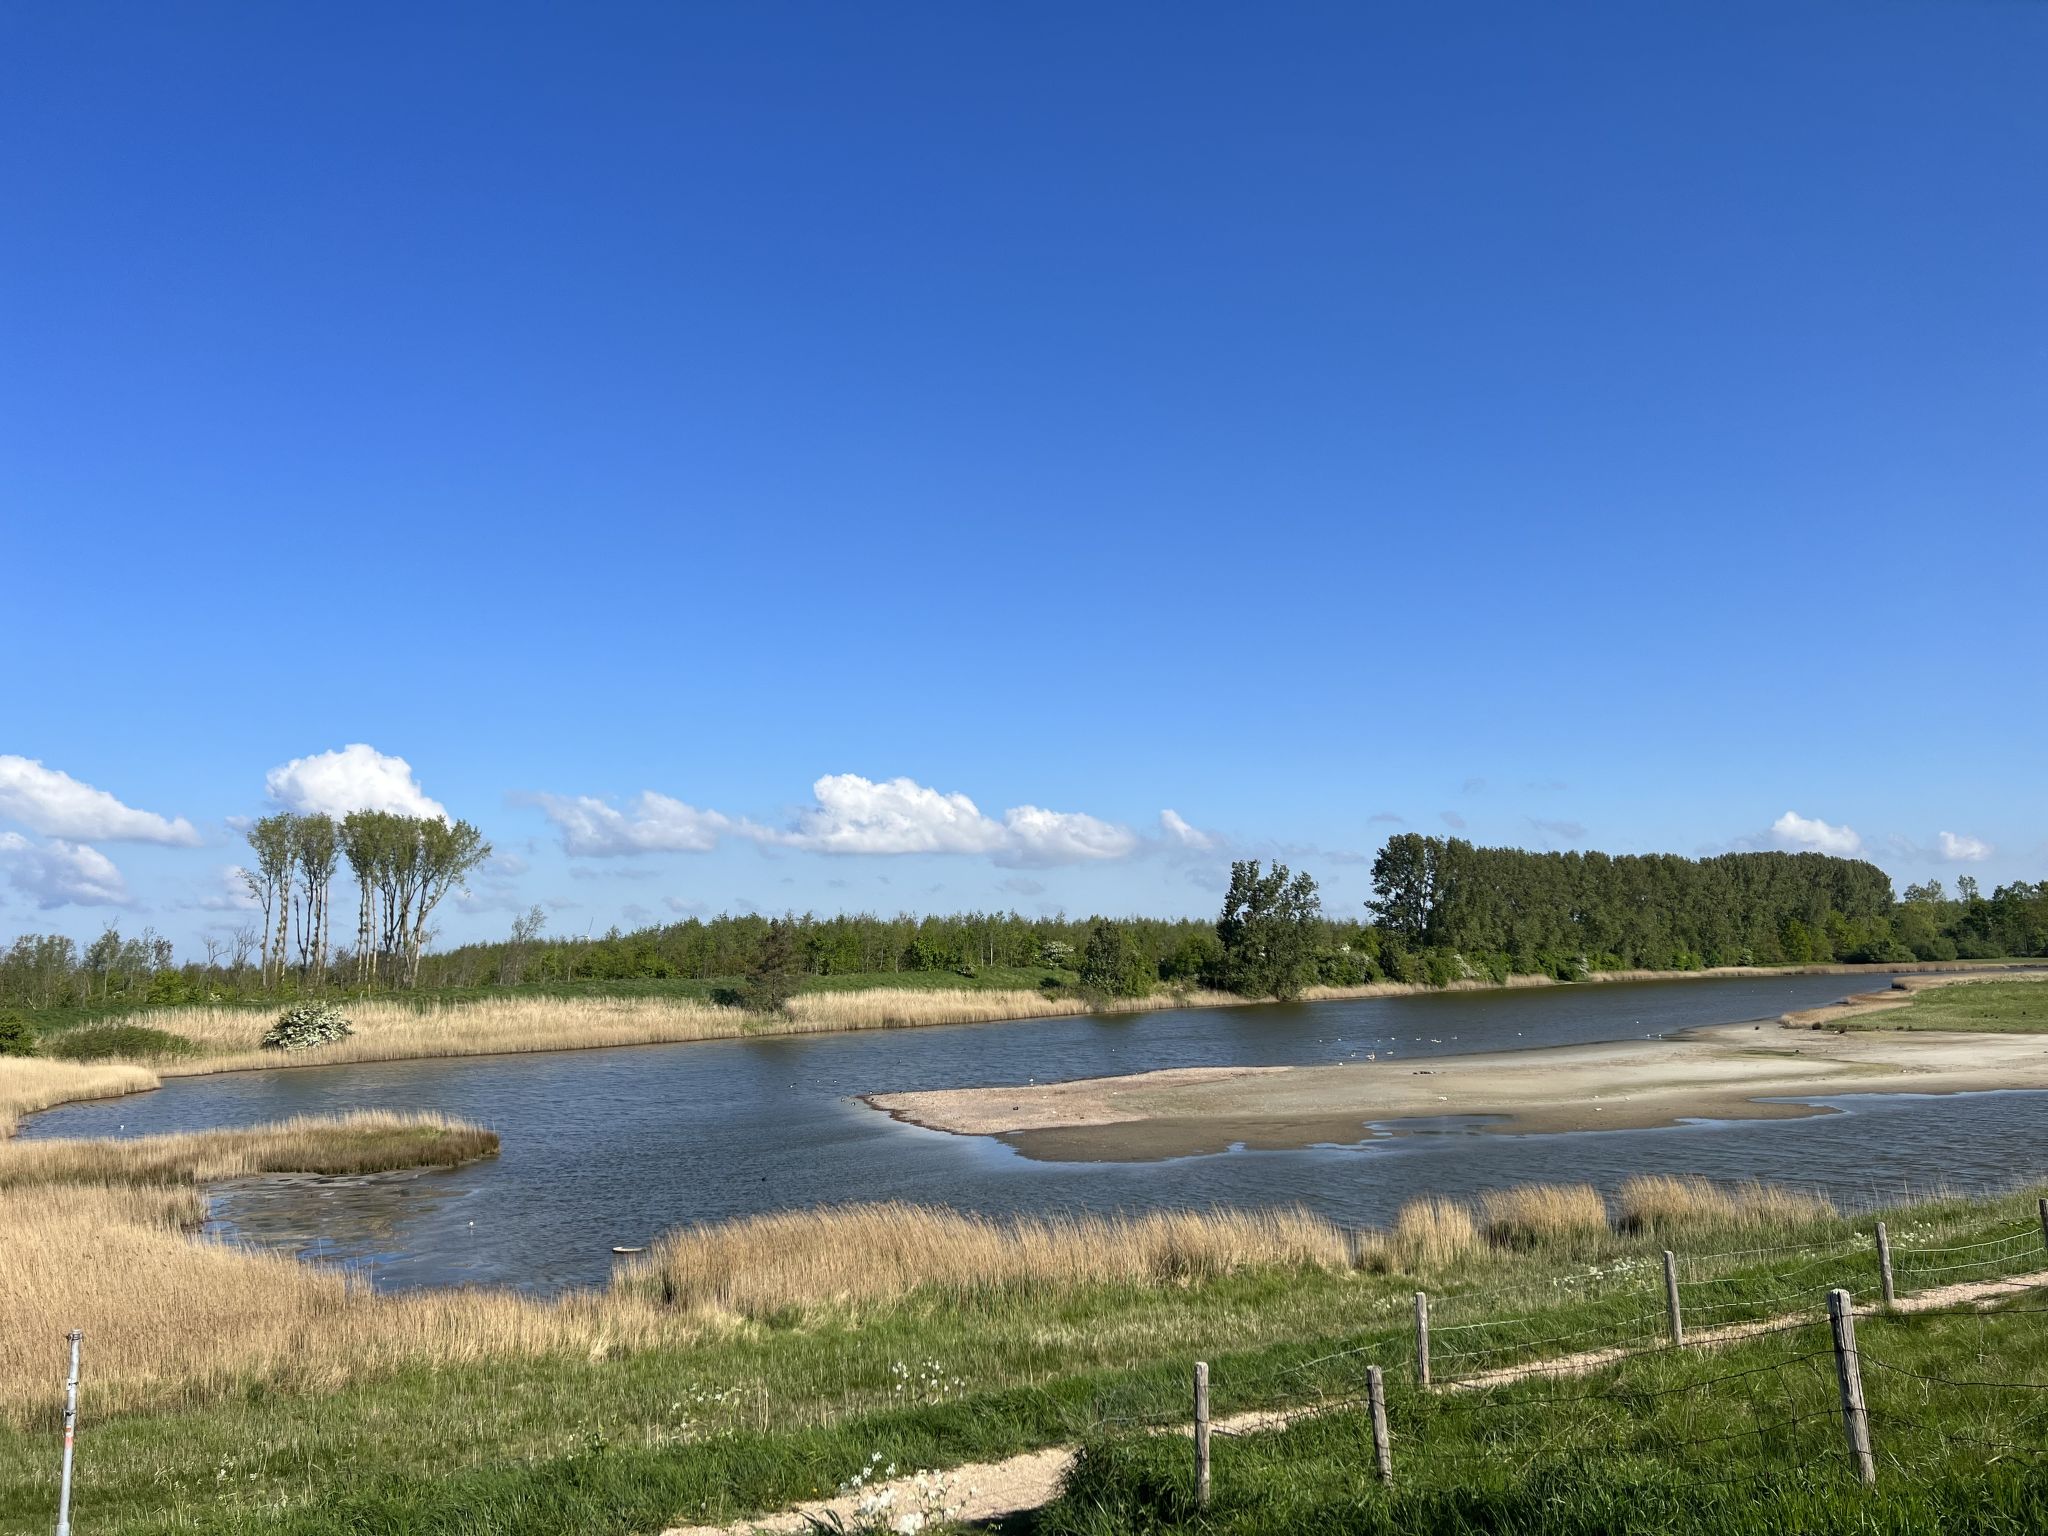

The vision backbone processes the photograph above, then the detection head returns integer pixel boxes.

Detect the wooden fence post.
[1662,1250,1684,1346]
[1875,1221,1896,1308]
[1193,1360,1211,1510]
[1414,1292,1431,1388]
[2037,1197,2048,1257]
[1827,1288,1877,1486]
[1367,1364,1393,1486]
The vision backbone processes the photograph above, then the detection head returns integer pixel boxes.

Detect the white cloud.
[998,804,1140,867]
[528,772,1147,870]
[761,774,1138,867]
[1937,830,1993,863]
[266,744,448,820]
[527,791,732,856]
[0,832,129,908]
[0,755,200,845]
[1771,810,1863,856]
[768,774,1010,857]
[1160,809,1217,851]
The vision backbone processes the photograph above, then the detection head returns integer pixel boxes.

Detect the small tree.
[1079,920,1155,1000]
[1216,860,1323,1001]
[744,917,804,1014]
[0,1011,37,1057]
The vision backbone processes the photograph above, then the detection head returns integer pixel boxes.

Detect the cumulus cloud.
[1440,811,1468,830]
[0,755,199,845]
[524,772,1149,870]
[1937,830,1993,863]
[266,744,447,820]
[0,832,129,907]
[524,791,732,856]
[769,774,1009,857]
[1528,818,1587,840]
[999,803,1139,867]
[756,774,1140,868]
[1770,810,1863,856]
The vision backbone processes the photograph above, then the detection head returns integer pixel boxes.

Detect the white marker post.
[56,1330,82,1536]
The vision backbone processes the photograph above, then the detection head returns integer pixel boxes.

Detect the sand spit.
[867,973,2048,1161]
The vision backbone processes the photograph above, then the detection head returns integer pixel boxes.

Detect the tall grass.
[89,988,1225,1084]
[1478,1183,1610,1251]
[1615,1174,1835,1234]
[0,1057,158,1136]
[1391,1196,1480,1268]
[0,1110,499,1188]
[0,1149,1906,1433]
[0,1180,687,1423]
[0,1112,663,1423]
[628,1202,1358,1316]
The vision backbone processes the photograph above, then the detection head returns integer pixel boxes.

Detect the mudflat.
[866,976,2048,1161]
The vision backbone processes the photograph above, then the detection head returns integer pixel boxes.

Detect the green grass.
[1851,980,2048,1034]
[1039,1298,2048,1534]
[4,1187,2046,1534]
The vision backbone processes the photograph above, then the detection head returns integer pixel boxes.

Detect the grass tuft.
[1478,1182,1609,1251]
[1615,1174,1834,1235]
[1392,1196,1480,1269]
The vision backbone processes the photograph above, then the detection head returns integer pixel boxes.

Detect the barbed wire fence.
[1123,1198,2048,1503]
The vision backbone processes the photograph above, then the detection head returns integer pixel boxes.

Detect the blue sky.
[4,2,2043,951]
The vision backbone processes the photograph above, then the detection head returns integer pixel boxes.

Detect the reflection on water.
[22,972,2048,1294]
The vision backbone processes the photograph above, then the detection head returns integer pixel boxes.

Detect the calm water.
[24,973,2048,1293]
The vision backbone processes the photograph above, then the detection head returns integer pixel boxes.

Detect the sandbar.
[866,977,2048,1161]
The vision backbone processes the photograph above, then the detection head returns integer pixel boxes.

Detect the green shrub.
[1078,921,1156,1000]
[44,1024,200,1062]
[1422,947,1463,988]
[0,1013,38,1057]
[262,1002,354,1051]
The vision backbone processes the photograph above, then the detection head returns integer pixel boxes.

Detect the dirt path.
[663,1267,2048,1534]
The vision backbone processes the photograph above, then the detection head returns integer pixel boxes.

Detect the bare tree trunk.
[270,892,289,993]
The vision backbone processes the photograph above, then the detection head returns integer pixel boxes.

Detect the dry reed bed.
[0,1181,686,1424]
[90,989,1230,1082]
[0,1110,499,1189]
[0,1057,158,1137]
[0,1090,1859,1428]
[626,1202,1360,1315]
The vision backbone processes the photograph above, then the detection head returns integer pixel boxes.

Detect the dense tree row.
[3,837,2045,1014]
[1367,836,2044,976]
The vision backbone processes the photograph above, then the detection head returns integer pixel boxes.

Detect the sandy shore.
[867,973,2048,1161]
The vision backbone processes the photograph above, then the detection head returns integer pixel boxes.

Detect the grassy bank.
[1832,975,2048,1034]
[5,1132,2046,1533]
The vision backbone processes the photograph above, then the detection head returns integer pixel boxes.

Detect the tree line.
[2,835,2044,1014]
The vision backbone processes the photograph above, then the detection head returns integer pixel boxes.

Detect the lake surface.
[24,973,2048,1294]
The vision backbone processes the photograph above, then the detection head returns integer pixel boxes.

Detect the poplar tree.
[245,814,297,990]
[404,818,490,986]
[290,813,339,984]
